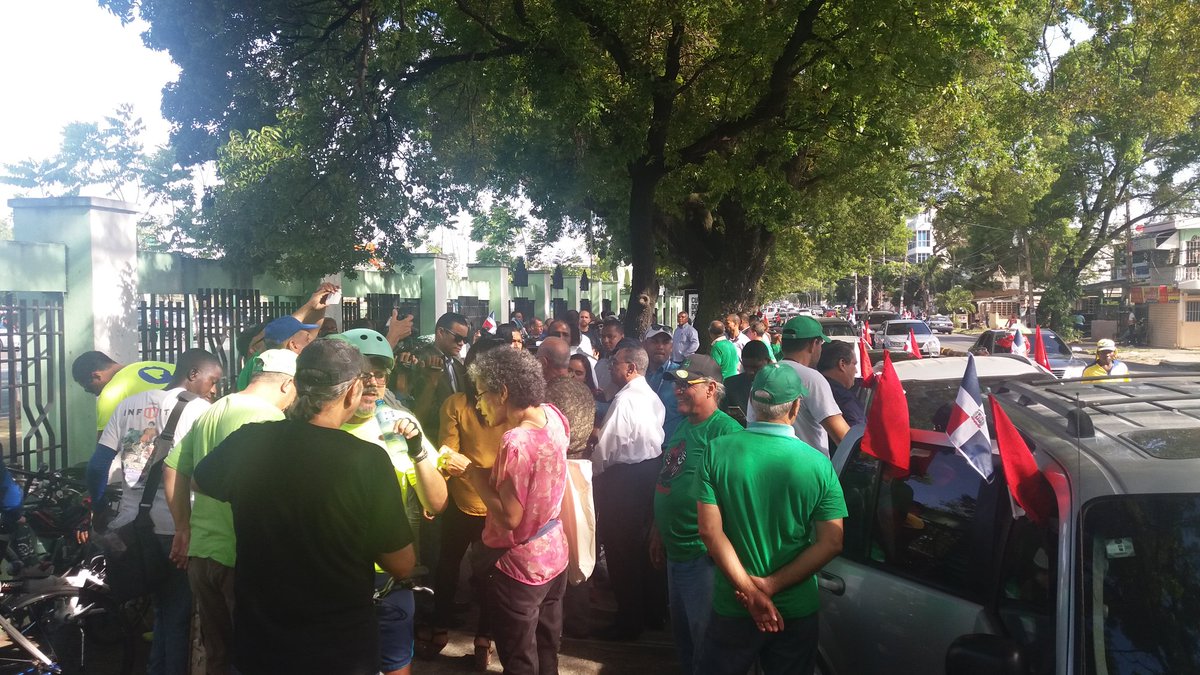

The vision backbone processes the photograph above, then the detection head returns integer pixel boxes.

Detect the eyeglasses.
[361,369,391,382]
[441,327,468,344]
[549,330,571,338]
[673,377,707,391]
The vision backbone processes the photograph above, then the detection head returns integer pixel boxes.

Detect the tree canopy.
[99,0,1048,329]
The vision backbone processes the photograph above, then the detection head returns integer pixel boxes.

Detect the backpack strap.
[136,392,199,514]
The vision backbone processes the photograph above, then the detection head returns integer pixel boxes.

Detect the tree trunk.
[624,166,663,338]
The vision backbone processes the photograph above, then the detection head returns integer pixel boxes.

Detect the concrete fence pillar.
[411,254,449,333]
[527,271,551,320]
[9,196,140,459]
[563,275,580,312]
[467,264,510,322]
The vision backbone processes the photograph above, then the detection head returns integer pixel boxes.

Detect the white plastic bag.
[560,459,596,585]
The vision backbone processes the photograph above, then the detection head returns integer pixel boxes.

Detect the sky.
[0,0,584,272]
[0,0,178,208]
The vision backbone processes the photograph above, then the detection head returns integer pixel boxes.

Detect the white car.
[876,319,941,356]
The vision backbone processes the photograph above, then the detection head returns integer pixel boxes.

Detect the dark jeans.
[696,611,819,675]
[488,571,567,675]
[432,500,488,633]
[594,457,664,634]
[150,536,192,675]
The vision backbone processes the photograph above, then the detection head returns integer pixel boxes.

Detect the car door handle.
[818,571,845,596]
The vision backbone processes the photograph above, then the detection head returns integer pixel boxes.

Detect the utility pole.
[1021,229,1034,326]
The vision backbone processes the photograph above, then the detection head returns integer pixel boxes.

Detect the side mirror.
[945,634,1026,675]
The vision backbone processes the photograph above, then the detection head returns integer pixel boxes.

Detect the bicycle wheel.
[6,587,135,675]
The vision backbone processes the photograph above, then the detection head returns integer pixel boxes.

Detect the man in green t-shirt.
[164,349,298,675]
[707,320,739,379]
[696,362,847,675]
[72,351,174,434]
[650,355,742,675]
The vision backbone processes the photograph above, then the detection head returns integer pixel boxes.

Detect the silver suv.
[818,363,1200,675]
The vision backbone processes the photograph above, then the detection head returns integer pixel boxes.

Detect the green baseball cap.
[781,316,831,343]
[750,363,806,405]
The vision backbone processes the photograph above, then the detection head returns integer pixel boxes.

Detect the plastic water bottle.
[375,400,401,442]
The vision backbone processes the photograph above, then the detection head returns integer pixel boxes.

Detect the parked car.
[927,314,954,334]
[818,318,863,374]
[862,310,899,327]
[877,319,941,356]
[970,329,1087,379]
[818,364,1200,675]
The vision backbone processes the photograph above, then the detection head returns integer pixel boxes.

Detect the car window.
[885,322,932,336]
[1082,496,1200,675]
[836,440,882,558]
[1042,333,1072,357]
[997,518,1058,675]
[821,323,857,337]
[862,443,1001,599]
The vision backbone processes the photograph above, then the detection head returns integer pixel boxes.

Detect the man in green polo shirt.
[707,320,739,379]
[650,355,742,675]
[696,362,847,675]
[164,349,298,675]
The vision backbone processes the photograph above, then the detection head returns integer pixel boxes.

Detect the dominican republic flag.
[1033,326,1051,371]
[482,311,497,334]
[907,328,923,359]
[945,353,993,480]
[1011,330,1028,356]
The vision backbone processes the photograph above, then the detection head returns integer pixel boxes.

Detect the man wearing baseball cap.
[696,363,847,674]
[644,326,686,440]
[165,349,299,675]
[744,315,848,456]
[194,339,415,675]
[1083,339,1130,380]
[650,355,742,674]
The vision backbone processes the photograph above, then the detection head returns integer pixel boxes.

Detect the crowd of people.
[68,283,851,675]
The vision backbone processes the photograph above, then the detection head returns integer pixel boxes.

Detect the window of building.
[915,253,930,263]
[916,231,931,248]
[1188,238,1200,265]
[1187,301,1200,323]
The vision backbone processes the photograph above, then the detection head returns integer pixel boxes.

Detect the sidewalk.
[1070,344,1200,369]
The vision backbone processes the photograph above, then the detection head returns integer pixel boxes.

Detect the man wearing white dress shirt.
[592,345,666,641]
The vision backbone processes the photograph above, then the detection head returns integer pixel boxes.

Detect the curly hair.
[468,347,545,409]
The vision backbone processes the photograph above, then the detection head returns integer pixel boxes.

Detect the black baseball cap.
[295,338,365,388]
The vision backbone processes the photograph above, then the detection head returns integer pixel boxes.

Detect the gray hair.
[615,346,649,375]
[469,347,546,409]
[249,371,293,388]
[286,378,356,421]
[750,399,794,422]
[711,380,726,404]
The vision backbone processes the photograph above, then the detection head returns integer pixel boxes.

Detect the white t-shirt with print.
[99,387,211,535]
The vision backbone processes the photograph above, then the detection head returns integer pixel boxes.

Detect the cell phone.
[727,406,748,426]
[324,290,342,305]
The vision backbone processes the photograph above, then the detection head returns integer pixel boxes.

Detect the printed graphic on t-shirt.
[119,403,161,487]
[656,440,686,494]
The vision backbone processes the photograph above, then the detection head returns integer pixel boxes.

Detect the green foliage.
[469,202,529,267]
[939,286,977,314]
[102,0,1043,314]
[1,104,146,200]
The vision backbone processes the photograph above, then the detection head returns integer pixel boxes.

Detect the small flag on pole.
[482,311,497,334]
[1012,330,1028,356]
[1033,326,1051,371]
[861,351,910,475]
[858,337,875,387]
[907,328,923,360]
[989,394,1056,523]
[945,353,993,480]
[862,320,873,348]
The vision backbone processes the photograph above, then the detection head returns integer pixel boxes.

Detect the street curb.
[1159,360,1200,371]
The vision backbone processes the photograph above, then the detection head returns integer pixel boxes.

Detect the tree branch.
[555,0,633,79]
[453,0,524,47]
[674,0,826,166]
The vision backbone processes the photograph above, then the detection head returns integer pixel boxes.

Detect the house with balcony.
[1111,217,1200,348]
[906,211,936,264]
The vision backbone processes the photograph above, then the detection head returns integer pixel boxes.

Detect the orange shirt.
[439,392,515,516]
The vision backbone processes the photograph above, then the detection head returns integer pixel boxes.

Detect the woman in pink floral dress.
[455,347,569,674]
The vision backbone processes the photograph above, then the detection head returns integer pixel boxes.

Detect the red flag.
[861,320,873,348]
[862,351,910,475]
[907,328,923,360]
[989,395,1056,523]
[1033,326,1051,371]
[858,337,875,387]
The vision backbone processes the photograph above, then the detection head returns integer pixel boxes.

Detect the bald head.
[708,320,726,338]
[537,336,570,380]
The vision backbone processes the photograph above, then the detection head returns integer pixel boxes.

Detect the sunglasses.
[441,327,468,344]
[549,330,571,338]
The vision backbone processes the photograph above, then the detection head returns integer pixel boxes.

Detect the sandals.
[473,637,494,671]
[414,626,449,659]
